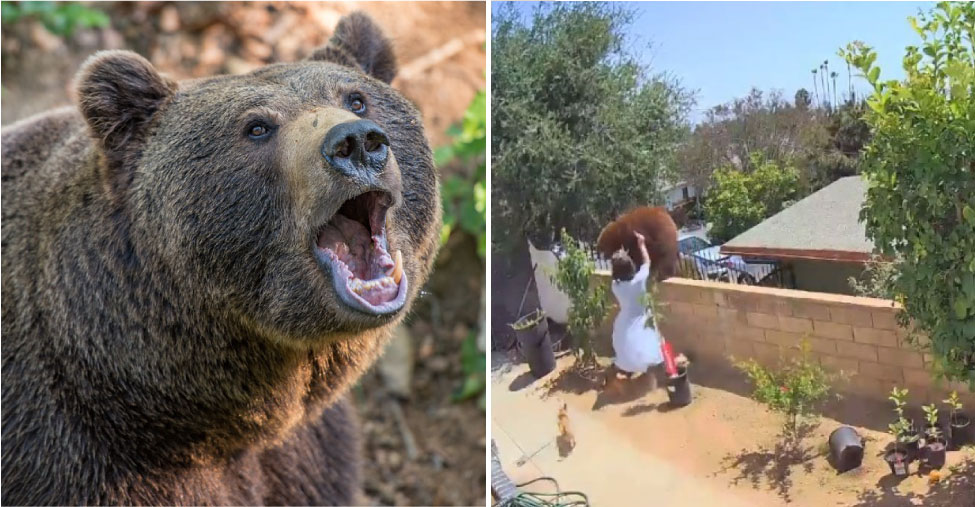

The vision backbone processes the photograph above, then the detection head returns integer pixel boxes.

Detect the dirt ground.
[493,354,975,506]
[2,3,486,505]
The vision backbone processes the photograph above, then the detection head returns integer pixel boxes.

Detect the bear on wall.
[1,12,441,505]
[596,206,679,281]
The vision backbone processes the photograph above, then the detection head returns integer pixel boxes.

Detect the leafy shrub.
[551,230,609,366]
[437,90,486,258]
[735,341,833,449]
[848,254,899,299]
[841,2,975,385]
[703,152,800,243]
[1,1,108,37]
[492,2,693,250]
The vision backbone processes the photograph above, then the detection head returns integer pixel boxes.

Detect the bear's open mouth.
[315,190,408,315]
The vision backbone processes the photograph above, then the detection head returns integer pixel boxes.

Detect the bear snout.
[321,119,390,180]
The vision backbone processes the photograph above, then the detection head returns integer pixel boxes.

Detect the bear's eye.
[247,122,273,140]
[348,94,367,115]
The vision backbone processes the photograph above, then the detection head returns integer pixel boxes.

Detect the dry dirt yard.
[492,353,975,507]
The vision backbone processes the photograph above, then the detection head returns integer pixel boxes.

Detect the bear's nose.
[321,119,389,177]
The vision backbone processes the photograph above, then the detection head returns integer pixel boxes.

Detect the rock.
[159,6,180,33]
[377,325,414,398]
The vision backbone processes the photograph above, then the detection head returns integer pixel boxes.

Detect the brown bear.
[596,206,678,281]
[1,12,441,505]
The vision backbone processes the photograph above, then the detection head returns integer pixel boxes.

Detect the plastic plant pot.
[923,436,947,469]
[884,448,912,477]
[949,412,972,451]
[828,426,864,473]
[903,421,922,461]
[511,310,555,379]
[665,366,692,407]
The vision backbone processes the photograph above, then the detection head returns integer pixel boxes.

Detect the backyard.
[492,354,975,506]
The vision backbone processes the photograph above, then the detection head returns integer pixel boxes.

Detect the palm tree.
[821,60,829,109]
[831,71,839,106]
[811,68,819,106]
[846,60,854,104]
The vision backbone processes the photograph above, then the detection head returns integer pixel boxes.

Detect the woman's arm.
[633,231,650,267]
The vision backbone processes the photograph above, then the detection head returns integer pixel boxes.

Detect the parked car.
[677,233,778,285]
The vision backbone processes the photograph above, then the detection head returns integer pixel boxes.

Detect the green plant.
[848,254,899,299]
[841,2,975,386]
[944,390,964,422]
[888,387,920,453]
[639,281,667,329]
[437,90,486,258]
[453,332,485,410]
[703,152,800,243]
[1,1,108,37]
[551,230,610,367]
[492,2,693,250]
[735,341,832,450]
[923,403,943,440]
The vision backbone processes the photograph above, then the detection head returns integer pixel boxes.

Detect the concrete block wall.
[637,277,975,408]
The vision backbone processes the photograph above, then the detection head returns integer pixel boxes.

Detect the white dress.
[611,263,664,373]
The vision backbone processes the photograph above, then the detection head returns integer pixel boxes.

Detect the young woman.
[604,231,665,394]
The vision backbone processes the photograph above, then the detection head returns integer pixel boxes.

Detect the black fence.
[581,237,795,289]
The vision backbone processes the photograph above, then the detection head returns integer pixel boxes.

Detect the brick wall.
[600,276,974,408]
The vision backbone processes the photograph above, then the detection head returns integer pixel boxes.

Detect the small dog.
[556,402,576,456]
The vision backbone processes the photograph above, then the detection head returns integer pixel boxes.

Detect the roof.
[720,176,875,262]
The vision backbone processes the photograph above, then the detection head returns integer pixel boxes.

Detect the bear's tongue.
[318,214,401,305]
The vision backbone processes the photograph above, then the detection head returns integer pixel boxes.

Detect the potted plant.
[885,387,919,475]
[510,309,555,379]
[886,417,913,477]
[550,230,609,374]
[944,391,971,450]
[641,282,691,406]
[921,404,947,469]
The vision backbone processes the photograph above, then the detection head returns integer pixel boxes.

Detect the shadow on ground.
[715,422,820,504]
[852,458,975,506]
[540,363,602,399]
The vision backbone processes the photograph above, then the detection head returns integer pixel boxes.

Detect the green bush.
[703,152,800,243]
[437,90,486,258]
[841,2,975,385]
[492,2,692,249]
[551,230,609,367]
[735,341,833,450]
[1,1,108,37]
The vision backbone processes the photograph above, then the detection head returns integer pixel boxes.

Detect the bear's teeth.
[391,250,403,284]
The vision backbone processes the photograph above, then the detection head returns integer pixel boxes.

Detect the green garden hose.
[497,477,590,507]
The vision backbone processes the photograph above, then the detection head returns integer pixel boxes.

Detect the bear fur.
[1,12,440,505]
[596,206,678,281]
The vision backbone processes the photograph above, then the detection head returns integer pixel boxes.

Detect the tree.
[841,2,975,385]
[795,88,811,110]
[703,152,799,243]
[492,2,694,249]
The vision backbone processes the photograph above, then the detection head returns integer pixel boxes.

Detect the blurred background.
[1,2,486,505]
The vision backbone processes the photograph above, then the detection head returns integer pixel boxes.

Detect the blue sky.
[494,1,935,122]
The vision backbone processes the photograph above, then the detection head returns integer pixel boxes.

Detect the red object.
[661,340,678,377]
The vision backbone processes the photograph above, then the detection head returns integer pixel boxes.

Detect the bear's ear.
[307,12,397,84]
[75,50,176,179]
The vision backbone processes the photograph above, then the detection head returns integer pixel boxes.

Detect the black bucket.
[666,367,692,407]
[828,426,864,473]
[949,413,972,451]
[512,310,555,379]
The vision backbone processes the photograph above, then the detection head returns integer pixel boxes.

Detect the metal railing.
[581,240,794,289]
